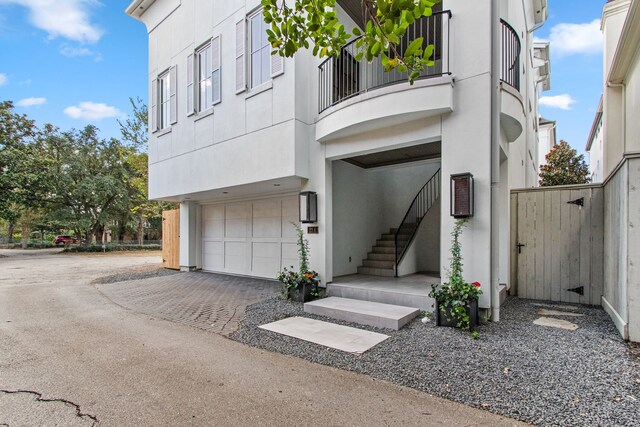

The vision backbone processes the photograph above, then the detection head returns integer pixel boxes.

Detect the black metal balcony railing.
[500,19,521,91]
[318,11,451,114]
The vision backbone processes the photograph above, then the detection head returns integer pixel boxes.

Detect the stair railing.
[394,168,441,277]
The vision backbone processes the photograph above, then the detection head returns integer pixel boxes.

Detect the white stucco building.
[586,95,604,183]
[537,117,556,169]
[126,0,550,321]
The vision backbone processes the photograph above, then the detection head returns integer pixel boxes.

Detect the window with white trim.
[197,42,213,111]
[249,10,270,88]
[188,37,221,115]
[158,70,171,129]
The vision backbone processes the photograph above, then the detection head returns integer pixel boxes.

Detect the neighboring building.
[600,0,640,341]
[538,116,556,169]
[586,95,604,183]
[126,0,550,321]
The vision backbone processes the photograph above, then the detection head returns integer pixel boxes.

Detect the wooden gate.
[162,209,180,270]
[510,185,604,305]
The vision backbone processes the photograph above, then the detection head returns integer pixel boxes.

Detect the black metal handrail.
[318,11,451,114]
[394,168,441,276]
[500,19,521,91]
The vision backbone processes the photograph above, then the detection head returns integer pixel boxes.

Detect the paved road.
[0,249,526,426]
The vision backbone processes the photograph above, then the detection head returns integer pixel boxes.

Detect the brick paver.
[96,272,280,336]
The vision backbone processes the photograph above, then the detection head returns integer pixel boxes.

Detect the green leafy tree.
[263,0,441,82]
[0,101,51,245]
[118,97,175,244]
[41,125,132,242]
[539,140,590,187]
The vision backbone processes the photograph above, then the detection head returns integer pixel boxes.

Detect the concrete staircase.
[357,228,411,277]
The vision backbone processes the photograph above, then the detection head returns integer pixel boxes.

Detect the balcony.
[500,19,521,91]
[318,11,452,114]
[499,19,524,142]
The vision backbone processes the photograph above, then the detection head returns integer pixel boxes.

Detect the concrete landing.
[259,316,389,354]
[304,297,420,330]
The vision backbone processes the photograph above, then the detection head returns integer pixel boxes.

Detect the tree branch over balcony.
[262,0,441,82]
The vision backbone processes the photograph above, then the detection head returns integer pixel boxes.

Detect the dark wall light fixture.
[450,173,474,218]
[299,191,317,223]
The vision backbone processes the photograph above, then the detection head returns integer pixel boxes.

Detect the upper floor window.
[152,66,176,132]
[187,36,221,115]
[159,70,171,129]
[197,43,213,111]
[249,10,271,88]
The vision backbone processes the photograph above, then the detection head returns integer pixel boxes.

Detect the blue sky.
[0,0,604,156]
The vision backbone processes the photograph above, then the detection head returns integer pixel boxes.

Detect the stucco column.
[179,201,198,271]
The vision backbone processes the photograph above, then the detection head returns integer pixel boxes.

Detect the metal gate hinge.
[567,286,584,296]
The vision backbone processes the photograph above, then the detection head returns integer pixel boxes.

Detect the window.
[249,10,270,88]
[158,70,170,129]
[151,66,176,131]
[197,43,213,111]
[188,37,220,115]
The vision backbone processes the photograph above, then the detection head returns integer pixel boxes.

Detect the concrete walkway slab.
[533,316,579,330]
[538,309,585,317]
[259,316,389,354]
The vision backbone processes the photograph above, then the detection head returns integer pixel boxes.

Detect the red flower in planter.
[472,281,481,287]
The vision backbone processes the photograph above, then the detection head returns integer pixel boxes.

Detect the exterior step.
[371,246,395,254]
[362,259,395,269]
[375,240,395,247]
[304,297,420,330]
[367,252,395,261]
[328,282,432,310]
[357,266,395,277]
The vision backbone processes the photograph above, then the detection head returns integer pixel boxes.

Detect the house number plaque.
[307,226,319,234]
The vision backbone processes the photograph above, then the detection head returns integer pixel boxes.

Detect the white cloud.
[0,73,7,86]
[539,94,576,110]
[59,43,102,61]
[16,97,46,107]
[546,19,602,57]
[59,44,93,57]
[0,0,103,44]
[64,102,125,120]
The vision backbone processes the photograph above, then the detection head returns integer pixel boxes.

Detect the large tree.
[118,97,174,244]
[263,0,442,82]
[539,140,590,187]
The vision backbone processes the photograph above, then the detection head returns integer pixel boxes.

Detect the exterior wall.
[538,121,556,169]
[602,0,631,177]
[603,162,629,339]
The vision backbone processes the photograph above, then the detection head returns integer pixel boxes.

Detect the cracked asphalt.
[0,249,526,426]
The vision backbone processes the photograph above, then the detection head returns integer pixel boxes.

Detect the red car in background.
[54,235,81,245]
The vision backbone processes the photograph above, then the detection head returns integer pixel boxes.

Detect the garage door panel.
[225,241,248,273]
[202,206,225,238]
[282,242,300,271]
[225,219,250,238]
[202,241,224,270]
[252,242,280,277]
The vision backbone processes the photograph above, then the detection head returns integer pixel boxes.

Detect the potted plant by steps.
[428,219,482,337]
[276,222,320,302]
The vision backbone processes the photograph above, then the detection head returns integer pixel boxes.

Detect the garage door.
[201,195,300,278]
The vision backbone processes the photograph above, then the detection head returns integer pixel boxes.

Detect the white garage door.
[201,195,300,278]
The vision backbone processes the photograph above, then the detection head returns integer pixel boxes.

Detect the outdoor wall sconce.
[450,173,474,218]
[299,191,317,223]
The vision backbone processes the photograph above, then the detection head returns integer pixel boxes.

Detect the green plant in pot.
[276,222,320,302]
[428,218,482,336]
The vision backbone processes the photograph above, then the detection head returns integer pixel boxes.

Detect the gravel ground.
[91,266,178,284]
[232,296,640,426]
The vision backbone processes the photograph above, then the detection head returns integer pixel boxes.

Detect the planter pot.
[288,281,318,303]
[435,298,479,329]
